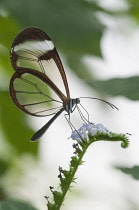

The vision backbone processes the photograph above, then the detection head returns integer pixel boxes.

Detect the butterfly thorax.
[65,98,80,114]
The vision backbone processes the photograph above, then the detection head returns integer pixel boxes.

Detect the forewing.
[10,70,63,117]
[11,27,70,99]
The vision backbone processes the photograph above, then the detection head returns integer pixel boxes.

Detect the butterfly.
[10,27,117,141]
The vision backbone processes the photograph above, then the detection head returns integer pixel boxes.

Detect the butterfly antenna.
[64,114,74,131]
[79,97,119,111]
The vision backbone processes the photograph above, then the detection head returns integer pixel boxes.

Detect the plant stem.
[56,143,89,210]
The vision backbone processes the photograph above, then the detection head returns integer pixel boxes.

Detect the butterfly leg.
[78,103,90,122]
[64,113,74,131]
[76,104,90,124]
[64,114,86,142]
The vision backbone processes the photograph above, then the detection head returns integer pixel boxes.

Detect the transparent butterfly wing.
[10,69,64,116]
[10,27,70,116]
[11,27,70,100]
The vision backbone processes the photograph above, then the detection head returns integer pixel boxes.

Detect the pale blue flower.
[70,123,109,142]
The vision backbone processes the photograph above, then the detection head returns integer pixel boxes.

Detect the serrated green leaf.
[70,156,78,167]
[0,91,38,156]
[0,199,38,210]
[53,191,62,203]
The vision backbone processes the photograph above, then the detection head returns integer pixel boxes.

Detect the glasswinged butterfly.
[10,27,117,141]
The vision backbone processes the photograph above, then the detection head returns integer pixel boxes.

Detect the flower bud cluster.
[70,123,109,142]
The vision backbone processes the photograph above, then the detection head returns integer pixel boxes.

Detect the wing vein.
[33,105,63,114]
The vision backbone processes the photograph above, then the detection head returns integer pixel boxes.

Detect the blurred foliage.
[0,199,38,210]
[0,0,139,209]
[89,76,139,100]
[0,158,9,176]
[0,15,20,48]
[0,91,38,155]
[127,0,139,21]
[116,166,139,180]
[0,0,103,56]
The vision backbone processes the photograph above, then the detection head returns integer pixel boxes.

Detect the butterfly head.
[65,98,80,114]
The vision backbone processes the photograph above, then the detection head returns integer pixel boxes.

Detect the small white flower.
[94,123,109,134]
[70,126,88,143]
[70,122,109,142]
[89,127,98,136]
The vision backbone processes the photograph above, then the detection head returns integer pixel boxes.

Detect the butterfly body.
[65,98,80,114]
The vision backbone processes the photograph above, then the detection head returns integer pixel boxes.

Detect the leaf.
[0,45,12,77]
[66,56,94,81]
[0,16,20,76]
[88,76,139,100]
[0,199,38,210]
[0,159,10,176]
[0,91,38,156]
[116,166,139,180]
[2,0,104,57]
[127,0,139,22]
[0,16,20,49]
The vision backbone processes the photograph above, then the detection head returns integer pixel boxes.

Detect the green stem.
[56,143,89,210]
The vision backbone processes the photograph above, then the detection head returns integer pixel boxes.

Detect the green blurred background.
[0,0,139,209]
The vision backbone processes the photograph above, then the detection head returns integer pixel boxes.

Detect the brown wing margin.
[11,27,70,100]
[10,69,70,116]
